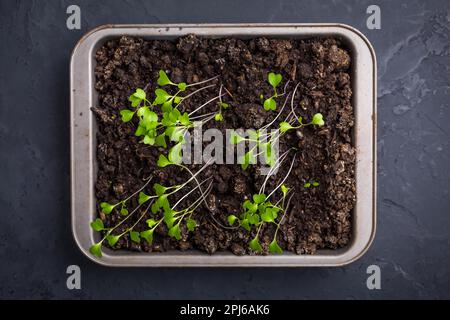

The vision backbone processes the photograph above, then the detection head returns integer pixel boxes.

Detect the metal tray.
[70,24,376,267]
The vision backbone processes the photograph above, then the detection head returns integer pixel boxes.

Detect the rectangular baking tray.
[70,23,376,267]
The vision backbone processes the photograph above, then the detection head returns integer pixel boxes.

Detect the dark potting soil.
[93,35,355,255]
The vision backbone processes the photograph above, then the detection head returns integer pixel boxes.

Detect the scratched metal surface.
[0,0,449,298]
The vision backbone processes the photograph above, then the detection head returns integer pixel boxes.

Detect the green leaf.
[227,215,237,226]
[239,150,255,170]
[168,224,181,240]
[253,194,267,204]
[312,181,319,187]
[134,88,146,100]
[89,243,103,257]
[168,143,183,164]
[146,219,157,228]
[90,218,104,231]
[281,184,289,196]
[247,129,259,141]
[153,195,170,214]
[304,182,311,188]
[143,135,155,145]
[154,89,171,105]
[157,70,172,86]
[157,154,172,167]
[135,125,146,137]
[138,191,151,205]
[140,229,154,244]
[120,207,129,216]
[243,200,258,214]
[155,133,167,148]
[279,122,294,133]
[174,96,182,105]
[298,116,303,124]
[187,218,197,232]
[163,208,176,228]
[241,219,251,231]
[214,113,223,121]
[100,202,114,214]
[219,102,230,109]
[269,239,283,254]
[166,126,186,143]
[268,72,282,88]
[179,112,190,126]
[249,237,263,252]
[106,234,120,246]
[230,131,244,145]
[178,82,187,91]
[311,113,325,126]
[249,214,260,225]
[129,88,146,107]
[130,231,141,243]
[161,100,173,113]
[261,208,275,222]
[120,109,135,122]
[153,183,167,196]
[263,98,276,111]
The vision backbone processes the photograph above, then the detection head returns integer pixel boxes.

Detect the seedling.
[227,153,297,254]
[304,181,320,188]
[262,72,283,111]
[227,184,294,254]
[90,160,213,258]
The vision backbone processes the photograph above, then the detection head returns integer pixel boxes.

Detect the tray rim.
[70,23,377,267]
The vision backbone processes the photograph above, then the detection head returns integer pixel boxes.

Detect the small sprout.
[130,231,141,243]
[187,218,197,232]
[178,82,187,91]
[281,184,289,196]
[89,243,103,257]
[106,234,120,246]
[304,181,319,188]
[239,150,256,170]
[168,142,183,164]
[312,181,320,187]
[90,218,104,232]
[311,113,325,126]
[138,191,151,205]
[249,237,263,252]
[100,202,115,215]
[120,207,129,216]
[304,182,311,188]
[214,113,223,121]
[262,72,283,111]
[269,239,283,254]
[227,214,237,226]
[219,102,230,109]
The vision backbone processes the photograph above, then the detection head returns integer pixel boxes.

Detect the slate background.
[0,0,449,299]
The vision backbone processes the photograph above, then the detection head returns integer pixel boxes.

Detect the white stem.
[173,177,213,209]
[188,94,226,116]
[259,150,291,194]
[262,92,291,131]
[267,153,297,199]
[186,75,219,88]
[290,83,301,122]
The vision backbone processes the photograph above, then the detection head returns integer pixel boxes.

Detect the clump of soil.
[93,34,355,255]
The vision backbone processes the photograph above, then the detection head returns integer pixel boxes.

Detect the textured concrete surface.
[0,0,449,299]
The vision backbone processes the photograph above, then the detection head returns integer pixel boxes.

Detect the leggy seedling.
[90,160,213,258]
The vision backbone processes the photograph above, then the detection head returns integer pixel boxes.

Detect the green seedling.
[227,154,297,254]
[262,72,283,111]
[90,160,214,258]
[304,181,320,188]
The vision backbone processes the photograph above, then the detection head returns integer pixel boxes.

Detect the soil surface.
[93,35,355,255]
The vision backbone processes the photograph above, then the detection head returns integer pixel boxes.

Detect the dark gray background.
[0,0,449,299]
